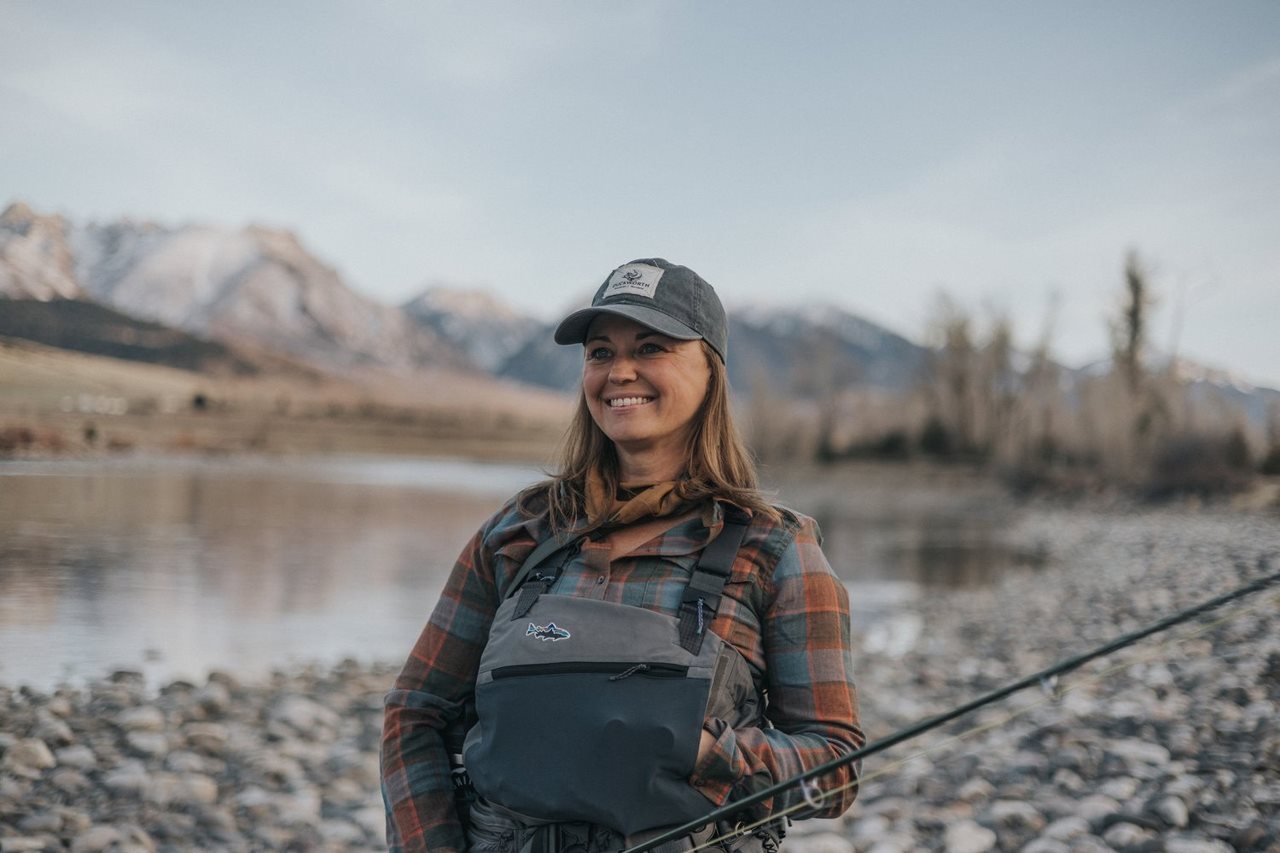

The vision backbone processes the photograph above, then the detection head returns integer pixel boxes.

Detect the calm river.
[0,455,1039,689]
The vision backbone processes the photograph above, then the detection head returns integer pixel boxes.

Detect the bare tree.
[1112,249,1152,395]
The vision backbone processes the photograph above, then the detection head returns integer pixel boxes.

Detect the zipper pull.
[609,663,651,681]
[696,597,706,635]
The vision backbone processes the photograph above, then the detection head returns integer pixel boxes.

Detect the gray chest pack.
[462,512,766,841]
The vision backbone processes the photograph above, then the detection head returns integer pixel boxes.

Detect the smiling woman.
[382,259,863,853]
[580,316,711,481]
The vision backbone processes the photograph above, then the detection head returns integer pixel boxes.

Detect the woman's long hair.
[523,341,779,531]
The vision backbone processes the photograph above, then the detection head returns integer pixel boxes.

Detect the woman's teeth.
[608,396,653,408]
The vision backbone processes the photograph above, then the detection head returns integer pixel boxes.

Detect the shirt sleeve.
[688,515,864,820]
[380,504,518,852]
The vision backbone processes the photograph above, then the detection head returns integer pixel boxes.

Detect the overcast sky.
[4,2,1279,385]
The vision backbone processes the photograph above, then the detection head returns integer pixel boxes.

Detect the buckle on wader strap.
[505,533,582,618]
[678,512,750,654]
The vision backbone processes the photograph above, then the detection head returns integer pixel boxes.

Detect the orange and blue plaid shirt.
[381,493,863,852]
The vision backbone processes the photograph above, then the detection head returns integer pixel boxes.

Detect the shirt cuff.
[689,717,745,805]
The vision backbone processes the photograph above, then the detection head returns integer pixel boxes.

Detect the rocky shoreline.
[1,661,396,852]
[790,506,1279,853]
[2,506,1277,852]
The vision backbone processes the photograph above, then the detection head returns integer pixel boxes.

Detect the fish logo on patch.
[604,264,663,299]
[527,622,571,641]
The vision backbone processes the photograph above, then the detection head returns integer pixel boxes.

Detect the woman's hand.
[697,727,716,765]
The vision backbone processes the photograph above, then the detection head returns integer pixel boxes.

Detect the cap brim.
[554,304,702,346]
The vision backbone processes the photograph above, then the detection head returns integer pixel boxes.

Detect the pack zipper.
[491,661,689,680]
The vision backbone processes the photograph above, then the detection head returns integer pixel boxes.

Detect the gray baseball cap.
[554,258,728,362]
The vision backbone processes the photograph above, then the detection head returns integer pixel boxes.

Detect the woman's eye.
[586,347,611,361]
[638,342,664,355]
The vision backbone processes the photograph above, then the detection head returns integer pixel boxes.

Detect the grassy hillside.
[0,332,570,461]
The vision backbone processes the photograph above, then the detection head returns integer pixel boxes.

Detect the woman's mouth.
[607,396,654,409]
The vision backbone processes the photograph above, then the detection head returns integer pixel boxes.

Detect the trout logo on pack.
[526,622,571,641]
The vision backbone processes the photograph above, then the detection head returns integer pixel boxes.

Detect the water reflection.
[1,457,1046,689]
[812,508,1048,588]
[0,456,543,689]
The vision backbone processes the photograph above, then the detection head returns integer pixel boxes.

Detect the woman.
[382,259,863,852]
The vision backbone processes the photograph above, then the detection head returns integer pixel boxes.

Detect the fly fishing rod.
[624,566,1280,853]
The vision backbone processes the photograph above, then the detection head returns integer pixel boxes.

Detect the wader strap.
[512,547,571,620]
[678,517,749,654]
[500,531,579,601]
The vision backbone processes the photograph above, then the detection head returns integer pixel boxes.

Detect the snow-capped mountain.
[1,202,459,372]
[727,301,927,393]
[401,286,535,371]
[1070,355,1280,434]
[0,202,85,300]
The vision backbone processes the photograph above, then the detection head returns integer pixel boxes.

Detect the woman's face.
[582,314,711,472]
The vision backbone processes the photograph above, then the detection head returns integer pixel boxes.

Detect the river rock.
[269,694,340,736]
[318,819,366,846]
[1105,738,1171,768]
[2,738,55,778]
[1164,839,1233,853]
[1096,776,1139,803]
[115,705,165,733]
[191,804,239,839]
[124,730,168,758]
[162,749,206,773]
[1052,767,1086,794]
[1020,841,1069,853]
[849,814,891,847]
[33,709,74,746]
[1148,793,1189,828]
[102,761,149,797]
[351,804,388,838]
[1102,821,1155,848]
[54,744,97,770]
[864,835,915,853]
[789,833,854,853]
[858,796,909,822]
[1162,775,1205,801]
[956,777,995,803]
[943,820,996,853]
[0,839,52,853]
[69,826,123,853]
[17,810,62,833]
[181,721,229,754]
[53,808,92,834]
[1074,794,1121,828]
[986,799,1045,832]
[193,681,231,716]
[232,785,278,820]
[144,771,219,806]
[49,767,91,795]
[323,776,366,807]
[1041,816,1090,841]
[275,787,322,824]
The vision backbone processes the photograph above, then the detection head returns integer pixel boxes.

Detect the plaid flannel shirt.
[381,492,863,852]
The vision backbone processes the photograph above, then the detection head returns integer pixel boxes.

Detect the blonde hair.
[523,341,778,531]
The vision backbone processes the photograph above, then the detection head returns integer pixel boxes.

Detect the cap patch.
[604,264,664,299]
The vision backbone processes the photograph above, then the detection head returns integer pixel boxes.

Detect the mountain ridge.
[1,202,462,374]
[3,201,1276,430]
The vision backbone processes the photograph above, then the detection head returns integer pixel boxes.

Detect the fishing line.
[686,587,1280,853]
[623,568,1280,853]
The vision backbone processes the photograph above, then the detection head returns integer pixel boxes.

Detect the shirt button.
[596,576,605,585]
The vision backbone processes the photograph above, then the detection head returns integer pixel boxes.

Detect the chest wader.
[462,514,782,852]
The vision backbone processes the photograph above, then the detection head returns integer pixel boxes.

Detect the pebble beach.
[2,503,1277,852]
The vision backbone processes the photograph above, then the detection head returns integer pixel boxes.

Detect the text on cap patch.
[604,264,664,299]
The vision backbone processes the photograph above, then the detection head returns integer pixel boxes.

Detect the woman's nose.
[608,355,637,383]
